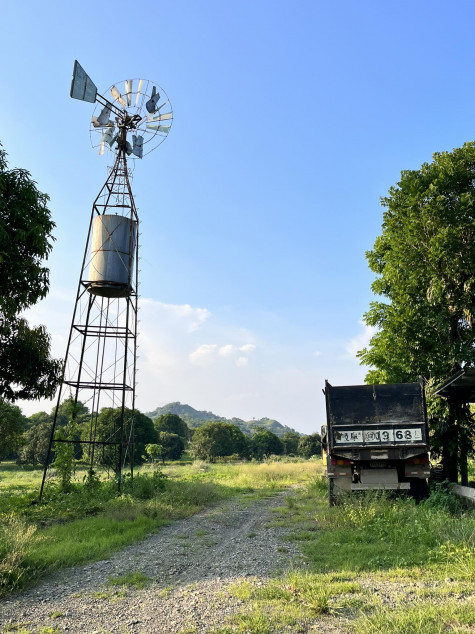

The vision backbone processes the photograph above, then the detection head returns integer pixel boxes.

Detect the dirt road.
[0,491,304,633]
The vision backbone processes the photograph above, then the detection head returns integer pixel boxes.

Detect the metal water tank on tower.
[88,214,137,297]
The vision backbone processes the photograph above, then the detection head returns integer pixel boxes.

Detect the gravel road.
[0,491,305,633]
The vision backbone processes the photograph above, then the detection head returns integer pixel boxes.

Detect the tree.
[0,144,61,401]
[27,410,51,429]
[155,412,189,440]
[156,431,185,462]
[90,408,157,472]
[297,433,321,458]
[281,431,301,455]
[189,421,249,462]
[19,422,52,466]
[250,428,283,459]
[54,396,89,427]
[0,400,26,460]
[145,443,164,465]
[358,142,475,482]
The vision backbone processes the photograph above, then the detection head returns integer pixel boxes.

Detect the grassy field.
[2,459,475,633]
[0,458,318,597]
[211,477,475,634]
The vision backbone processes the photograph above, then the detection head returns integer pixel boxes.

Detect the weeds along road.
[0,490,306,633]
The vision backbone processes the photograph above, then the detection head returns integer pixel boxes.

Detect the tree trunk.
[460,445,468,486]
[442,400,459,483]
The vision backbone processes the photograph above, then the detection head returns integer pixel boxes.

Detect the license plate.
[334,427,423,444]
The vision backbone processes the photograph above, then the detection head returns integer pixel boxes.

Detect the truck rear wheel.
[410,478,429,502]
[328,478,335,507]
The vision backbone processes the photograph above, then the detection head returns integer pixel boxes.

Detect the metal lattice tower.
[40,63,172,497]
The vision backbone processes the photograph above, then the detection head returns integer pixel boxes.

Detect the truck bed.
[325,381,429,459]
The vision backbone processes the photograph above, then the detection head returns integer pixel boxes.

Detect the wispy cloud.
[345,322,377,358]
[189,344,219,366]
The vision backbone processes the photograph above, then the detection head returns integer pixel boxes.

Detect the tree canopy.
[250,427,283,459]
[0,400,27,460]
[156,431,185,462]
[0,144,61,401]
[281,431,301,455]
[89,407,157,472]
[358,142,475,481]
[297,433,321,458]
[154,412,188,440]
[189,421,249,461]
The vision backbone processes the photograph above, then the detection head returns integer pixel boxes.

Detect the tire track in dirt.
[0,490,304,633]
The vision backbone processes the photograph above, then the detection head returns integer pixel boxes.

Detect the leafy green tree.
[281,431,300,455]
[358,142,475,482]
[51,397,89,460]
[0,144,61,401]
[250,428,283,459]
[53,396,89,426]
[90,408,157,473]
[26,410,51,429]
[190,421,249,462]
[297,433,321,458]
[0,400,26,460]
[145,443,163,465]
[155,412,189,440]
[19,422,52,466]
[157,431,185,462]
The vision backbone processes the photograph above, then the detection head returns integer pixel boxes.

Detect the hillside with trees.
[146,402,301,438]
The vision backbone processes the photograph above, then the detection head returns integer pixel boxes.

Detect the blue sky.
[2,0,475,432]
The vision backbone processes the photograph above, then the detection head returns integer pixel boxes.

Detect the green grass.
[0,459,318,597]
[211,474,475,634]
[108,571,151,589]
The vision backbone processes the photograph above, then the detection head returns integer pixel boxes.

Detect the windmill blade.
[102,125,116,148]
[147,112,172,122]
[157,100,169,112]
[132,134,143,159]
[98,105,112,125]
[111,85,127,108]
[135,79,144,106]
[91,105,113,127]
[145,86,160,113]
[147,124,171,133]
[99,141,105,156]
[125,80,133,106]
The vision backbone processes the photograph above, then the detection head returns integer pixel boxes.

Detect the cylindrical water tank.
[88,214,137,298]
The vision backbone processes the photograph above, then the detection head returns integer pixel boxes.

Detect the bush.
[123,470,168,500]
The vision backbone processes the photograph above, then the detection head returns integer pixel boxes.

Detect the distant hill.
[146,402,300,438]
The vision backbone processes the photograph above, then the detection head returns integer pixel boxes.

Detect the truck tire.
[328,478,336,507]
[410,478,429,502]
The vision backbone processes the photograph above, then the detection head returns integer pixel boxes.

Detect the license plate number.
[335,428,423,444]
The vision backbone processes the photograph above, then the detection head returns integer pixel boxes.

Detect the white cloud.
[17,294,369,434]
[219,344,235,356]
[140,299,210,332]
[314,350,322,357]
[189,344,218,365]
[345,322,377,359]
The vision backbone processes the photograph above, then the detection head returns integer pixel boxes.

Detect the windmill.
[39,62,172,497]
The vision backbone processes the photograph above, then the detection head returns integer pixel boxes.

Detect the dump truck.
[322,380,430,505]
